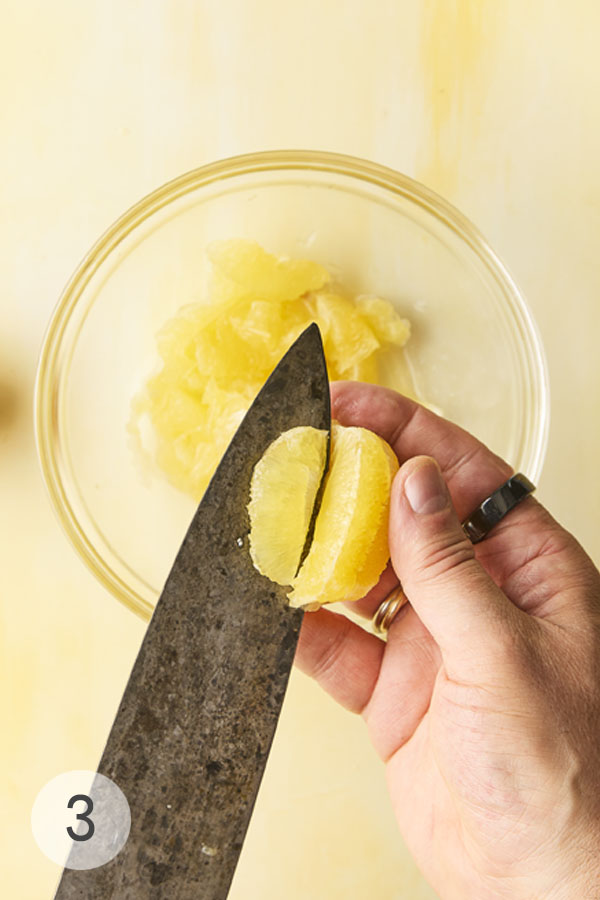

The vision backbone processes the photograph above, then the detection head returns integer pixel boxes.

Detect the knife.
[54,323,330,899]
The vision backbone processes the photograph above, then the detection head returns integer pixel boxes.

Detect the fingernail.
[404,459,448,515]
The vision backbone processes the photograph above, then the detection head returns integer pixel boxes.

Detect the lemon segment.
[287,423,398,609]
[350,438,399,598]
[248,427,329,586]
[307,292,380,375]
[208,239,330,308]
[355,295,411,347]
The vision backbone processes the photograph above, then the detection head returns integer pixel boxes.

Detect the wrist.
[466,841,600,900]
[526,845,600,900]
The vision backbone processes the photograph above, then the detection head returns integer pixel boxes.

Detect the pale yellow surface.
[2,2,600,898]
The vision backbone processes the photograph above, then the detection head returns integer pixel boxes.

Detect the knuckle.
[309,615,353,683]
[414,528,477,583]
[486,622,530,670]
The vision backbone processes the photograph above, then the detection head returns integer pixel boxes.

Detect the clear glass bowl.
[35,150,549,621]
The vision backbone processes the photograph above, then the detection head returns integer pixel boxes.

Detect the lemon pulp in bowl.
[35,151,549,621]
[132,238,412,503]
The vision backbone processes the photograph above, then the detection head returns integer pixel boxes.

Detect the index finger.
[331,381,512,520]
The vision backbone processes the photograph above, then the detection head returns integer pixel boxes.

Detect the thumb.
[389,456,521,675]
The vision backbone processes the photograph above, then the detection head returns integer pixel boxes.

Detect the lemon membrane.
[131,240,411,501]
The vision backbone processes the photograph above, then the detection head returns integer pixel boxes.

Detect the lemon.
[355,295,411,346]
[307,292,380,375]
[131,240,412,501]
[289,423,398,608]
[248,426,329,586]
[248,423,399,609]
[208,239,330,307]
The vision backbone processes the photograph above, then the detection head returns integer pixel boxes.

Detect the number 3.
[66,794,95,842]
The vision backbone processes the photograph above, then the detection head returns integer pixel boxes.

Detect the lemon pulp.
[248,422,399,610]
[248,427,329,586]
[131,240,411,501]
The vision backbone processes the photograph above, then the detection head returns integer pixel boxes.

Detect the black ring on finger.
[461,472,536,544]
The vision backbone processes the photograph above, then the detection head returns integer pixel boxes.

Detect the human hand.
[295,382,600,900]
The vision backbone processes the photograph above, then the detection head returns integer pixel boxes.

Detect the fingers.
[300,384,597,735]
[363,604,441,761]
[295,603,441,761]
[332,382,599,628]
[389,456,524,679]
[475,499,600,627]
[295,608,384,713]
[331,381,512,520]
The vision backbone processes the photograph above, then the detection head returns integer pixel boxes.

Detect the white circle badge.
[31,770,131,870]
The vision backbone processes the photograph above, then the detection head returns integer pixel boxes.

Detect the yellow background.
[2,2,599,898]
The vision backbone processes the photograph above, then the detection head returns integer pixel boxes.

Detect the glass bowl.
[35,150,549,621]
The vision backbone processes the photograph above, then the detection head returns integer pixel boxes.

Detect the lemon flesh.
[248,427,329,586]
[248,422,399,610]
[289,423,398,608]
[131,240,411,501]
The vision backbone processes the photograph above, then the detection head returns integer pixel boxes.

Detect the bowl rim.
[34,149,550,620]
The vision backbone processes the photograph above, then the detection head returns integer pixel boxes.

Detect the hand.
[295,382,600,900]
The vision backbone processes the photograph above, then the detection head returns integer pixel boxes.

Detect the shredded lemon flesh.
[131,239,410,501]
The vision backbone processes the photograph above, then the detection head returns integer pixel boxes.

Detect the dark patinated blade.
[54,323,330,899]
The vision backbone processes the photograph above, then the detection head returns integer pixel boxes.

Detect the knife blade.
[54,322,330,899]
